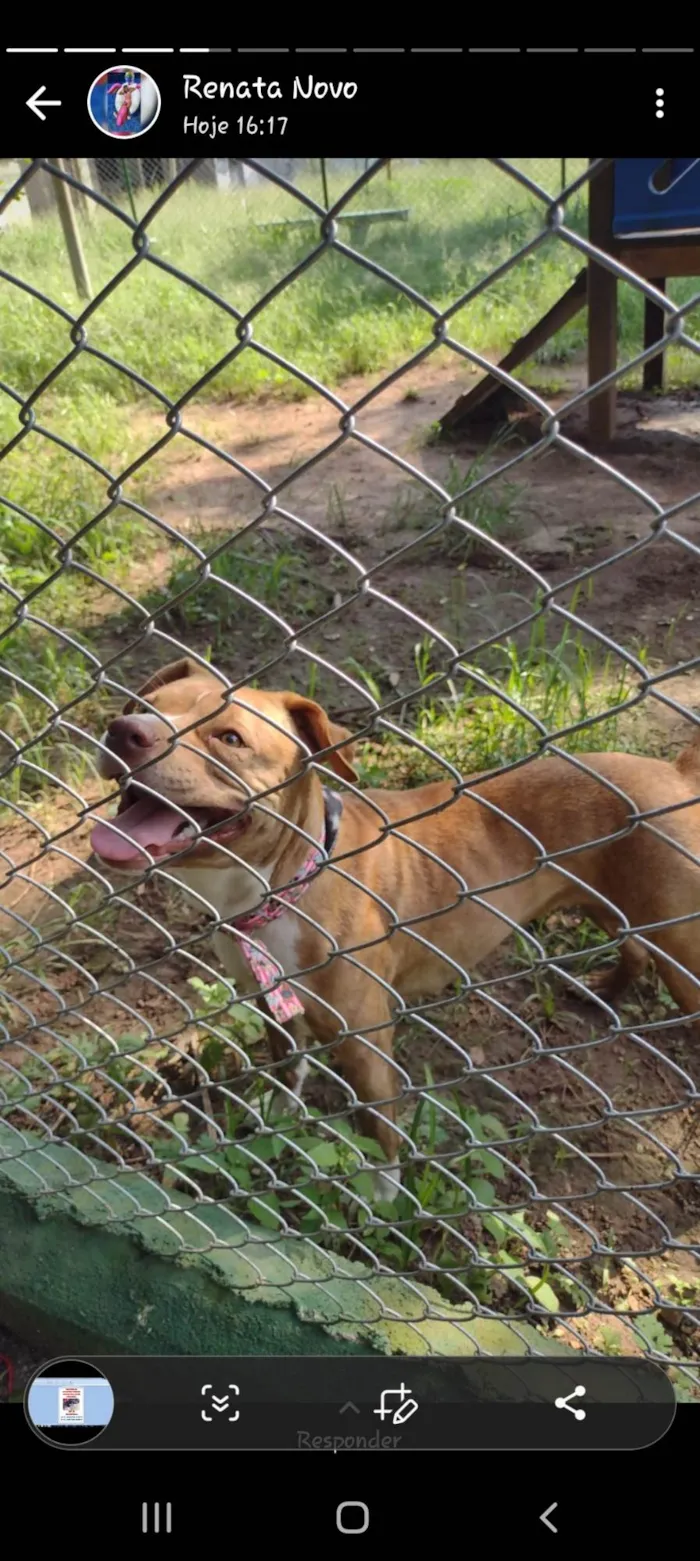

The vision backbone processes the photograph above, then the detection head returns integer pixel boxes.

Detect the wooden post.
[320,157,330,210]
[643,279,666,391]
[587,159,617,443]
[440,269,587,434]
[64,158,93,220]
[52,159,92,300]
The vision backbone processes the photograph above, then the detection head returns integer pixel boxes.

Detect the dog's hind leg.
[648,945,700,1025]
[638,855,700,1024]
[582,908,650,1007]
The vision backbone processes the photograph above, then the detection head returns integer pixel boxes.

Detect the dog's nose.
[105,715,160,761]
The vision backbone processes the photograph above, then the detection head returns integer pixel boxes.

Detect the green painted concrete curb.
[0,1125,574,1357]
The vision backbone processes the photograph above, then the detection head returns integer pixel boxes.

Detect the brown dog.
[92,657,700,1192]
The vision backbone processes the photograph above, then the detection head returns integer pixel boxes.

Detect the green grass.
[150,535,322,645]
[0,973,588,1318]
[6,972,695,1347]
[0,387,155,609]
[0,629,104,808]
[355,608,643,789]
[395,433,524,554]
[3,158,699,422]
[4,160,589,404]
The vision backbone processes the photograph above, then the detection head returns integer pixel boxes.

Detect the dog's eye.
[218,730,243,747]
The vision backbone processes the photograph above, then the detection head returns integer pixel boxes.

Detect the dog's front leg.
[333,1019,404,1203]
[213,927,308,1106]
[266,1013,311,1108]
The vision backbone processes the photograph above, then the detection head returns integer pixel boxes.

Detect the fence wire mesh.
[0,156,699,1384]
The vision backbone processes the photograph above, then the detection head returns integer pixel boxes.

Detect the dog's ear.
[282,693,358,783]
[122,658,208,714]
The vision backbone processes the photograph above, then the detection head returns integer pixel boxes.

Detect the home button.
[336,1502,370,1534]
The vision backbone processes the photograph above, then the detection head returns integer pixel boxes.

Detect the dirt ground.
[2,354,699,1372]
[23,353,700,732]
[138,355,700,684]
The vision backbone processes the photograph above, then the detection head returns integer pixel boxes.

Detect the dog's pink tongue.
[91,797,183,863]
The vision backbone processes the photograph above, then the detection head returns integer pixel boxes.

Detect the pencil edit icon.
[373,1383,420,1425]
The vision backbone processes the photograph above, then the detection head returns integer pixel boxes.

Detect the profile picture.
[88,65,161,139]
[26,1358,115,1446]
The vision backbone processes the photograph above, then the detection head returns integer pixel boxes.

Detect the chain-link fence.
[3,155,579,245]
[1,157,699,1387]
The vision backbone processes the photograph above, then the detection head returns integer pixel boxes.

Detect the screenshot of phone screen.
[0,33,697,1542]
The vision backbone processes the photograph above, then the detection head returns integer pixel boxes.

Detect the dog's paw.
[581,939,650,1008]
[582,961,639,1007]
[371,1164,402,1204]
[261,1058,309,1121]
[269,1054,308,1109]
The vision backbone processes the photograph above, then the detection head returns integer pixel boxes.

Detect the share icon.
[554,1384,587,1422]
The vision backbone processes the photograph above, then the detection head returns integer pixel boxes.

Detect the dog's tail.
[675,722,700,780]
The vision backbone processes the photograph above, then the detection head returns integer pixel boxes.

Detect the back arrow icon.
[27,87,62,121]
[540,1503,558,1535]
